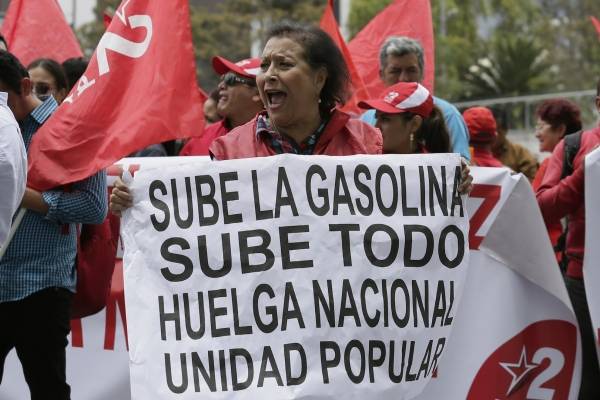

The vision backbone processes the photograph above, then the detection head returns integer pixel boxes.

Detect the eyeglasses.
[535,121,550,131]
[222,72,255,87]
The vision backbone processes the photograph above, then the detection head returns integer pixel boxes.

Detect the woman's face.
[376,112,415,154]
[28,66,66,104]
[257,37,326,131]
[535,117,564,152]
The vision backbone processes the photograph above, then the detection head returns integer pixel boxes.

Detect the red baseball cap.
[463,107,497,143]
[212,56,261,79]
[358,82,434,117]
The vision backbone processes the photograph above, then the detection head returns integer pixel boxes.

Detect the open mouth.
[218,93,228,106]
[265,89,287,109]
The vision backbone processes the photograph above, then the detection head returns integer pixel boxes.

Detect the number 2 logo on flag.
[467,320,577,400]
[64,0,153,104]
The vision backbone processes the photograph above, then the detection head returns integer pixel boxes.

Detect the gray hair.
[379,36,425,81]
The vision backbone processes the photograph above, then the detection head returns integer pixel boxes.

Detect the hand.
[109,178,133,217]
[21,188,49,214]
[459,158,473,195]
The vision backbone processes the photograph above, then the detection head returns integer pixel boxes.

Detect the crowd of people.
[0,18,599,400]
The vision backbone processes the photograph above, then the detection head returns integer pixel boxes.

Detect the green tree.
[77,0,600,102]
[347,0,392,38]
[464,36,553,98]
[432,0,481,100]
[190,0,325,90]
[76,0,120,55]
[533,0,600,92]
[77,0,325,91]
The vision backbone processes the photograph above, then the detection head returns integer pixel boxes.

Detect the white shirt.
[0,92,27,247]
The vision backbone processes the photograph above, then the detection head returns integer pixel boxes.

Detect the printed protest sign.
[121,154,469,399]
[2,160,580,400]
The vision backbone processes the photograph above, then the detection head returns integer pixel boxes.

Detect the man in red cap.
[180,56,263,156]
[463,106,504,167]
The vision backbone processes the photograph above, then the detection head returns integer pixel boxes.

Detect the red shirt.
[472,147,504,167]
[179,120,229,156]
[537,126,600,278]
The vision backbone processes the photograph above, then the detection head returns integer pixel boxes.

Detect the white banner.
[1,159,581,400]
[584,147,600,355]
[122,154,469,399]
[417,167,580,399]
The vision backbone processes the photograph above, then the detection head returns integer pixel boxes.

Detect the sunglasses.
[222,72,255,87]
[32,82,54,97]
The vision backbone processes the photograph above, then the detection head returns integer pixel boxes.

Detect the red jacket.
[533,158,564,263]
[536,126,600,278]
[180,120,229,156]
[209,110,382,160]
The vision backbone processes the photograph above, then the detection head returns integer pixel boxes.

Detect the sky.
[57,0,96,28]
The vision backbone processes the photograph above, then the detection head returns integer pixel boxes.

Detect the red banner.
[27,0,204,191]
[0,0,83,66]
[348,0,434,97]
[319,0,369,115]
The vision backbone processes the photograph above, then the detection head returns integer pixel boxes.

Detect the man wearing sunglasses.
[180,56,263,156]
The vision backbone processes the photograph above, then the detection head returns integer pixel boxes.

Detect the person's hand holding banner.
[121,154,469,399]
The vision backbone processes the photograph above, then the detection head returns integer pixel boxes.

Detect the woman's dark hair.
[62,57,89,91]
[536,99,582,136]
[264,21,350,115]
[0,50,29,94]
[27,58,68,92]
[415,106,451,153]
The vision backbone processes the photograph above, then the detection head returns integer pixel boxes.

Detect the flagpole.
[440,0,447,85]
[72,0,77,28]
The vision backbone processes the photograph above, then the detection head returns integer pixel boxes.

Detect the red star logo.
[499,347,539,396]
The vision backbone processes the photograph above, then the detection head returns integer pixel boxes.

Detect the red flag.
[348,0,434,97]
[27,0,204,191]
[319,0,369,115]
[591,16,600,39]
[0,0,83,66]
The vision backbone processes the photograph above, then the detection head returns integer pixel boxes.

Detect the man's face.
[380,53,422,87]
[216,72,258,119]
[0,79,28,121]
